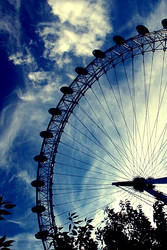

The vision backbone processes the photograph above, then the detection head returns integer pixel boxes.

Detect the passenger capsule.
[92,50,106,58]
[40,131,53,139]
[60,86,73,95]
[31,205,46,213]
[162,19,167,29]
[75,67,88,75]
[136,25,149,35]
[113,35,125,45]
[31,180,45,188]
[35,230,49,240]
[48,107,62,116]
[34,155,47,163]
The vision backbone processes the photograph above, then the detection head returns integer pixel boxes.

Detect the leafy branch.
[0,196,16,250]
[0,196,16,221]
[0,236,15,250]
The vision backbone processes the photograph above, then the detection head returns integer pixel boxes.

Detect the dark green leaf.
[71,212,76,217]
[72,230,77,235]
[69,224,72,231]
[87,219,93,223]
[0,196,3,204]
[74,220,82,224]
[0,236,6,245]
[1,248,11,250]
[0,209,11,215]
[3,240,15,247]
[1,200,11,206]
[73,215,78,219]
[4,204,16,209]
[88,225,94,230]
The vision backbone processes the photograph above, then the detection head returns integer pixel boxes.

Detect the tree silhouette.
[153,201,167,249]
[0,196,16,221]
[47,200,167,250]
[96,200,154,250]
[0,236,15,250]
[49,213,98,250]
[0,196,15,250]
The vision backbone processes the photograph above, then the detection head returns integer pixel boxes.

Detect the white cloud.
[17,170,32,185]
[0,104,22,167]
[27,71,60,92]
[11,232,42,250]
[38,0,112,62]
[0,101,42,167]
[19,80,60,103]
[113,0,167,40]
[144,0,167,30]
[28,71,49,82]
[0,71,63,170]
[0,0,22,53]
[55,54,72,69]
[0,0,111,170]
[9,52,33,65]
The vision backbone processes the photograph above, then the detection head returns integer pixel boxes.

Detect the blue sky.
[1,0,167,249]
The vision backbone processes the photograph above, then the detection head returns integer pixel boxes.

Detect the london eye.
[31,19,167,249]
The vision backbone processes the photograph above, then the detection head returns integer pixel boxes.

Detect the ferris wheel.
[31,19,167,249]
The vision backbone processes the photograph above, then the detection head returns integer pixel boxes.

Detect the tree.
[0,236,15,250]
[153,201,167,249]
[49,213,98,250]
[0,196,15,250]
[49,200,167,250]
[96,200,154,250]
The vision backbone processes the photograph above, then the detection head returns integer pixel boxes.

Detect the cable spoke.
[70,112,130,178]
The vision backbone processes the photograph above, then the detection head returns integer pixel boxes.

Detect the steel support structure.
[34,28,167,249]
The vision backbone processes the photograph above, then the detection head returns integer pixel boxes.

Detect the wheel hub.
[112,177,155,192]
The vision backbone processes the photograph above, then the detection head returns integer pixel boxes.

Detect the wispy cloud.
[0,0,112,169]
[0,0,22,53]
[38,0,112,62]
[9,52,33,65]
[17,170,32,185]
[144,0,167,30]
[11,232,42,250]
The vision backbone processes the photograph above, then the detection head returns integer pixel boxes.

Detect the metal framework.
[32,28,167,250]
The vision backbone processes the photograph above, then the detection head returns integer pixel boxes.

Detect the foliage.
[0,236,15,250]
[153,201,167,249]
[50,212,98,250]
[0,196,15,250]
[0,196,16,221]
[48,200,167,250]
[96,200,154,250]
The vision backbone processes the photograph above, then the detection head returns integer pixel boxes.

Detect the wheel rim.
[33,27,167,249]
